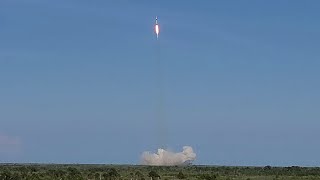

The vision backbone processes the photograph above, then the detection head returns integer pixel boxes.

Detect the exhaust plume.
[141,146,196,166]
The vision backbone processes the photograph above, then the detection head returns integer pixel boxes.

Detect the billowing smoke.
[141,146,196,166]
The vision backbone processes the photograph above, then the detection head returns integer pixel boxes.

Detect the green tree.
[108,168,120,178]
[0,171,12,180]
[177,171,185,179]
[66,167,84,180]
[102,172,109,180]
[135,170,144,180]
[148,171,160,180]
[87,172,95,180]
[28,173,41,180]
[94,172,101,180]
[199,174,216,180]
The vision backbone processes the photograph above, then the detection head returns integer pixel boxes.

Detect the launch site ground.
[0,164,320,180]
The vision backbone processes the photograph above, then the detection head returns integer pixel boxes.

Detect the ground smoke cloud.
[141,146,196,166]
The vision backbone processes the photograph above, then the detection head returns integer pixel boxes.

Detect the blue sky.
[0,0,320,166]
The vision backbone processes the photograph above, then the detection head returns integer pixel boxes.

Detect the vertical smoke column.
[142,17,196,165]
[142,17,197,165]
[154,16,166,149]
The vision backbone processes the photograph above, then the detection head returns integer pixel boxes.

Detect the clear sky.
[1,0,320,166]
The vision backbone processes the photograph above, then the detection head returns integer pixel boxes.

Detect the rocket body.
[155,16,160,39]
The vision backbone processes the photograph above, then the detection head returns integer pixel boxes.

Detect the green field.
[1,164,320,180]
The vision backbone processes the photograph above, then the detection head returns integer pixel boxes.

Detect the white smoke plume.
[141,146,196,166]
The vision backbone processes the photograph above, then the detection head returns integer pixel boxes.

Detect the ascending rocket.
[155,16,160,40]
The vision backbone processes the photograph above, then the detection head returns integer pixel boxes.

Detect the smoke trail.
[141,146,196,166]
[155,37,167,149]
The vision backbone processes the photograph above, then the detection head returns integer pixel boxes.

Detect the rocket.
[155,16,160,40]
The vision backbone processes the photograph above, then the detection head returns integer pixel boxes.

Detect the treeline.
[189,165,320,177]
[0,164,320,180]
[0,165,121,180]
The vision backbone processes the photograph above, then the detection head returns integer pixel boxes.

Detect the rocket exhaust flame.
[155,16,160,39]
[155,24,159,39]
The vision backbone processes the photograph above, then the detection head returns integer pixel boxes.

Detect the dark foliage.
[177,171,185,179]
[0,164,319,179]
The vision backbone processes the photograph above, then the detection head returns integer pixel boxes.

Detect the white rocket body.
[155,16,160,39]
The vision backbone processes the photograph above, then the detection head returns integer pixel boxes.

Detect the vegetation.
[177,171,186,179]
[0,164,319,180]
